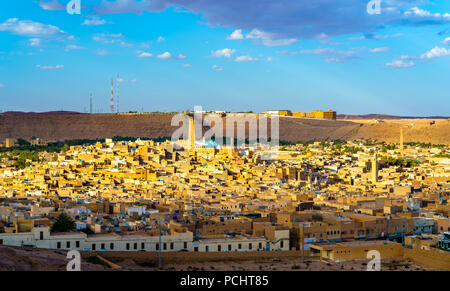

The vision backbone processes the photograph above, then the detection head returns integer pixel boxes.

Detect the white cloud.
[211,48,236,58]
[387,46,450,68]
[212,65,223,71]
[386,59,415,68]
[440,37,450,46]
[157,52,172,59]
[157,51,186,60]
[278,47,357,62]
[93,33,123,44]
[65,44,84,51]
[120,41,133,47]
[92,1,450,40]
[235,55,258,62]
[227,29,244,40]
[82,18,107,26]
[36,64,64,70]
[347,33,403,41]
[245,29,298,47]
[29,38,41,47]
[94,0,154,14]
[117,78,137,83]
[182,64,192,68]
[420,46,450,59]
[0,83,4,88]
[404,7,450,20]
[157,36,165,42]
[0,18,65,37]
[137,51,153,58]
[370,47,389,53]
[96,49,108,56]
[39,0,64,11]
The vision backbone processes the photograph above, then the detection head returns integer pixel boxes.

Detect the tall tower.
[110,78,115,113]
[189,116,195,149]
[400,127,404,150]
[116,74,119,113]
[371,153,378,183]
[89,93,93,114]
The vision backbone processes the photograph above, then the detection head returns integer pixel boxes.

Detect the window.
[134,243,137,250]
[0,239,3,245]
[66,241,71,248]
[228,244,232,251]
[92,244,96,251]
[184,242,187,249]
[259,243,262,249]
[110,243,114,250]
[40,231,44,240]
[141,243,145,250]
[249,243,252,250]
[218,245,222,252]
[57,242,61,249]
[238,244,242,249]
[101,243,105,249]
[156,243,159,250]
[76,241,80,248]
[194,247,199,252]
[163,243,167,250]
[281,240,284,248]
[170,242,174,250]
[126,243,130,250]
[205,245,209,252]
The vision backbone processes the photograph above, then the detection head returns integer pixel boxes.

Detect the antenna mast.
[116,74,119,113]
[110,78,114,113]
[90,92,93,114]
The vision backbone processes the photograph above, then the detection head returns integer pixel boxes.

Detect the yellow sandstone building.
[293,110,336,120]
[264,110,336,120]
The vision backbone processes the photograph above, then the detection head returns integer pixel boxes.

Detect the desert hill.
[0,112,449,145]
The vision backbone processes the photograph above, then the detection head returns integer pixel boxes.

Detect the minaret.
[371,153,378,183]
[400,127,404,150]
[189,116,195,149]
[110,78,114,113]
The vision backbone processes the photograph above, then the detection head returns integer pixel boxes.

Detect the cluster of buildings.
[264,110,337,120]
[0,138,46,148]
[0,122,448,263]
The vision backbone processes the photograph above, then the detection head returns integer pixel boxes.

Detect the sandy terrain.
[0,113,448,144]
[0,246,107,271]
[0,246,438,271]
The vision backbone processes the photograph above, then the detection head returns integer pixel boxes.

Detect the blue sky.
[0,0,449,116]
